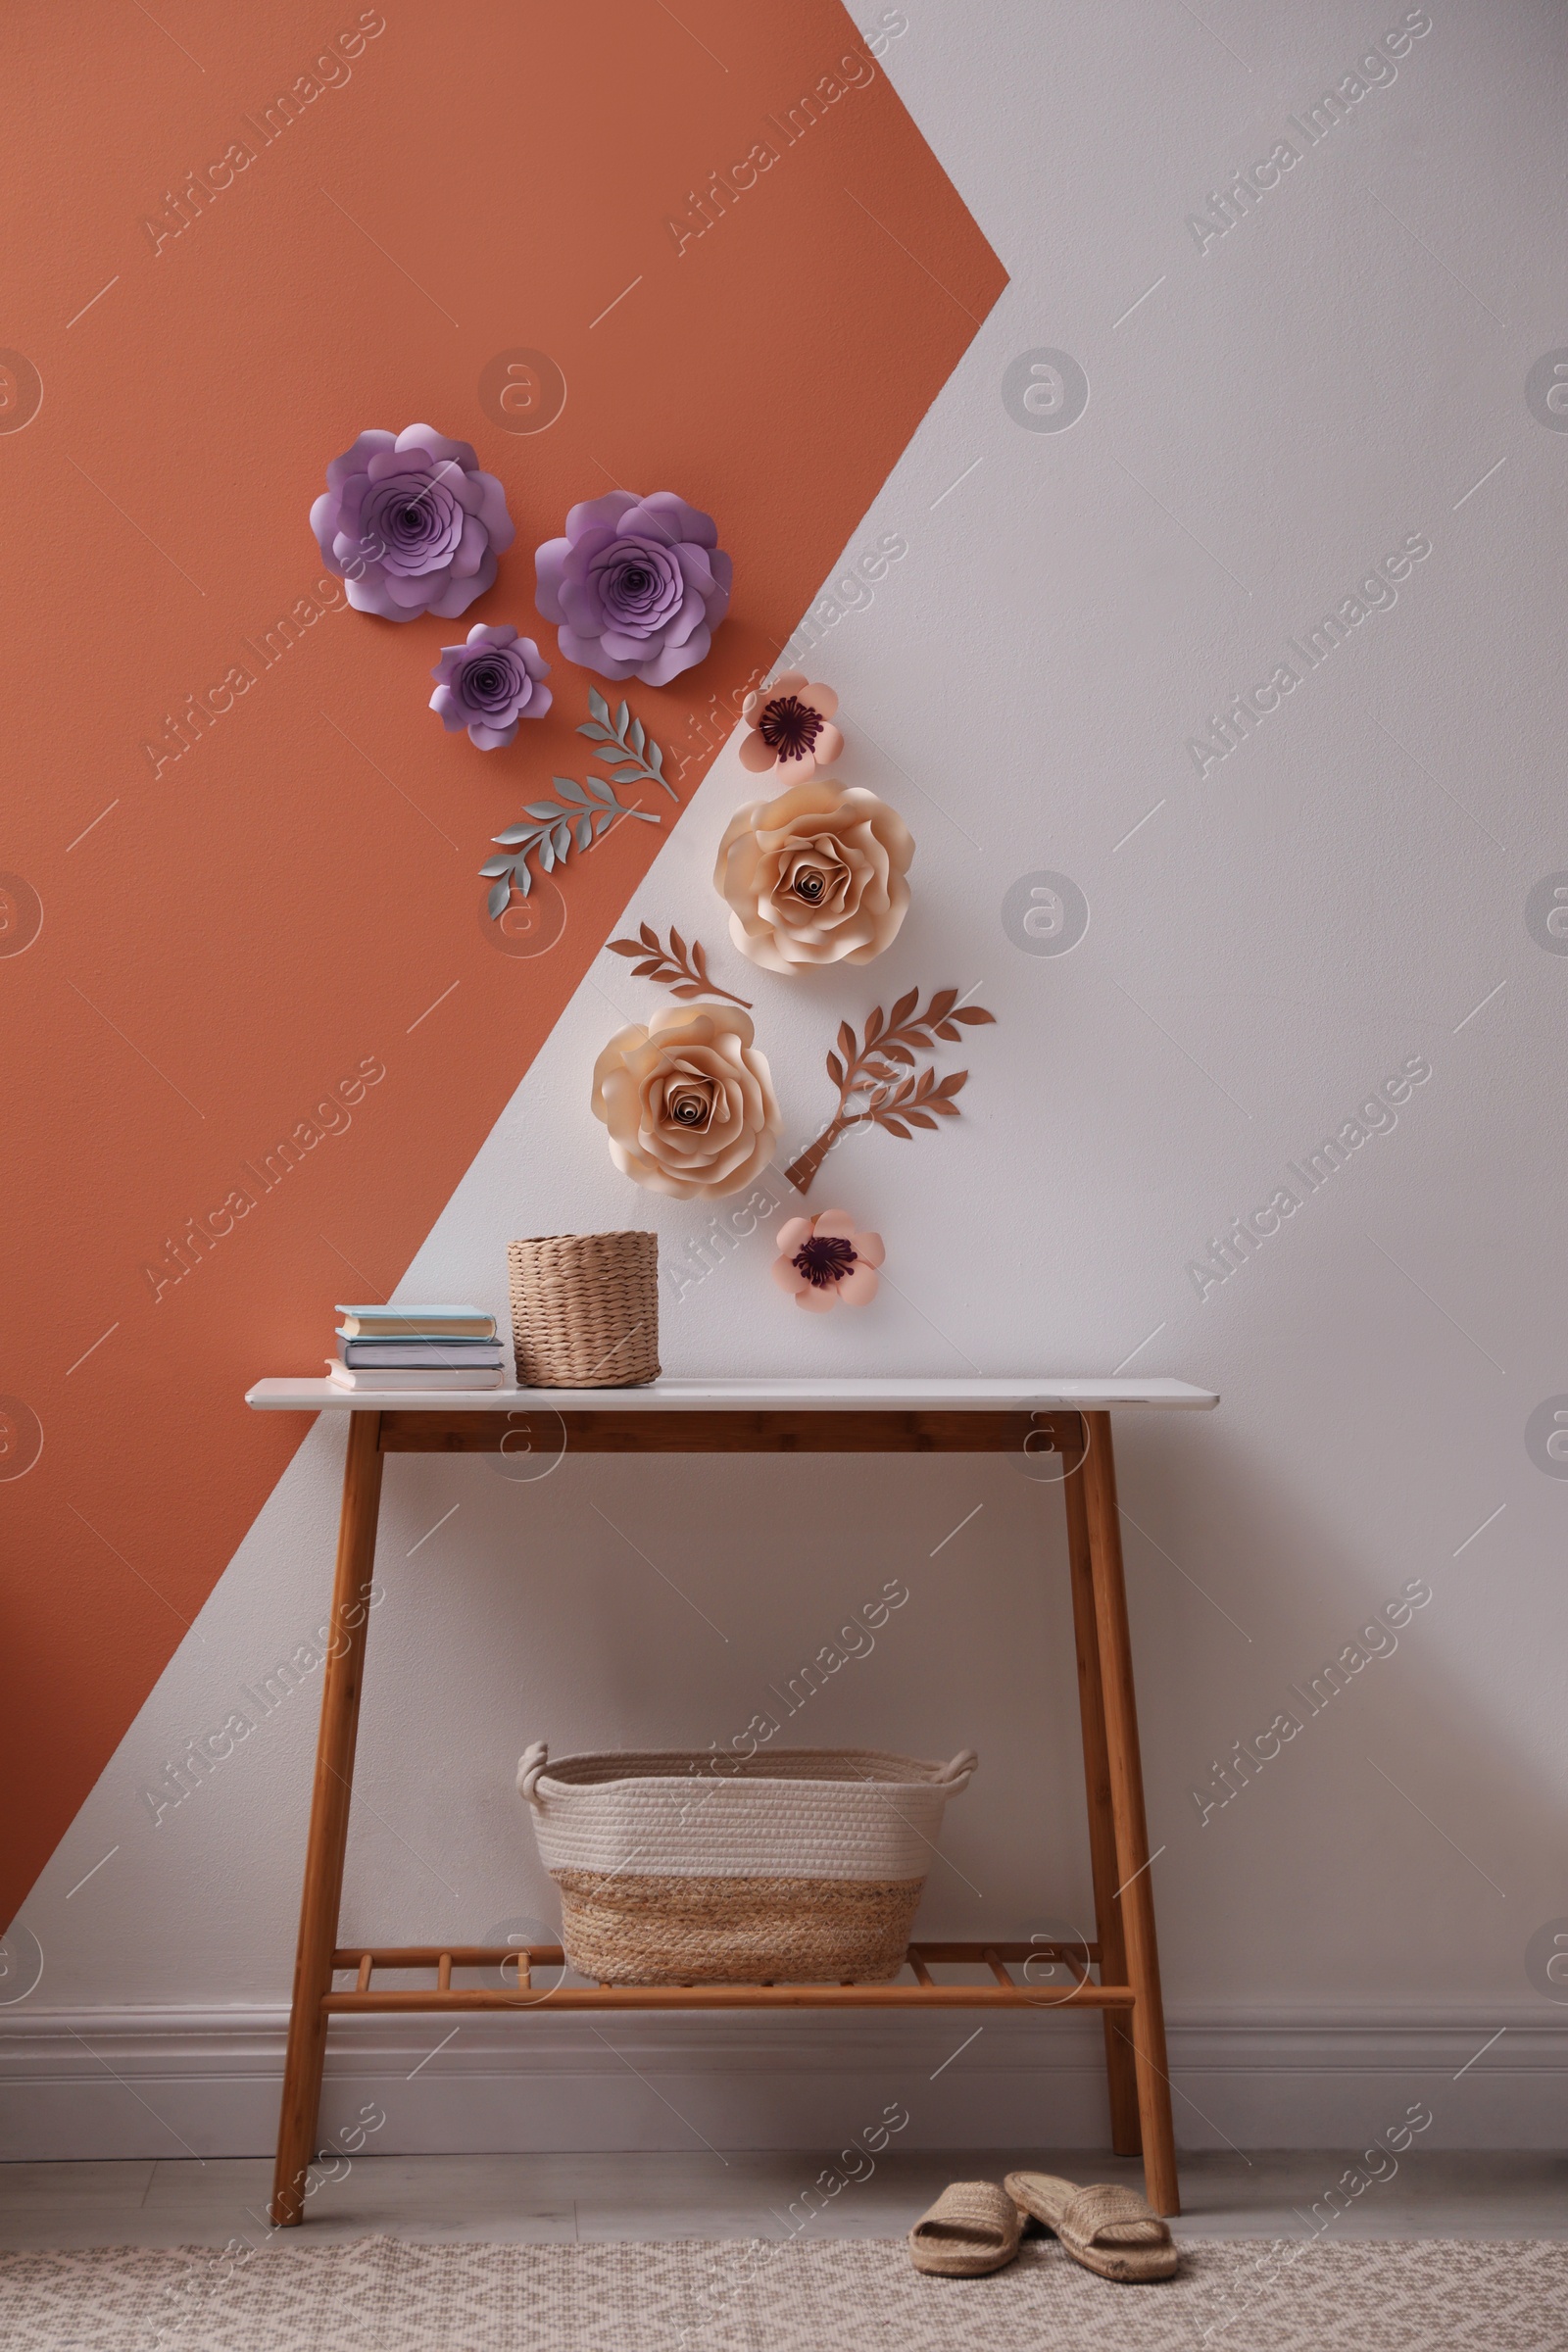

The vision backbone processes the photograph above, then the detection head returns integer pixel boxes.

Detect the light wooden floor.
[1,2150,1562,2248]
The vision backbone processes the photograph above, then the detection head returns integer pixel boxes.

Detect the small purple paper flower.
[535,490,732,688]
[311,423,515,623]
[429,624,551,750]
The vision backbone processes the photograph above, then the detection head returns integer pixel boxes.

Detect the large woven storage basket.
[507,1231,660,1388]
[516,1743,977,1984]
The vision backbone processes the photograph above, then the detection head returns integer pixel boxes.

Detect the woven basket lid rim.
[510,1231,657,1246]
[533,1747,958,1788]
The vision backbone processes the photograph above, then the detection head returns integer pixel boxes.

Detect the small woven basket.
[516,1743,977,1984]
[507,1231,660,1388]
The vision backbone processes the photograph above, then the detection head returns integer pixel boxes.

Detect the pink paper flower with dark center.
[429,623,551,750]
[311,424,515,623]
[772,1210,884,1313]
[535,490,732,688]
[739,673,844,782]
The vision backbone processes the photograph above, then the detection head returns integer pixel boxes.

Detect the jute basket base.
[554,1869,924,1984]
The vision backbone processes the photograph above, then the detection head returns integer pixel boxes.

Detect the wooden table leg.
[270,1410,384,2227]
[1081,1410,1180,2217]
[1060,1428,1142,2157]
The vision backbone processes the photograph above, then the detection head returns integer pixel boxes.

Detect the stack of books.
[327,1304,508,1392]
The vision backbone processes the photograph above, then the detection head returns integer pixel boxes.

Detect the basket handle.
[935,1749,978,1794]
[516,1742,549,1804]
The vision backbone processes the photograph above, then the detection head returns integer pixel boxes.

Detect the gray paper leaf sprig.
[480,697,676,917]
[578,689,678,799]
[480,778,660,914]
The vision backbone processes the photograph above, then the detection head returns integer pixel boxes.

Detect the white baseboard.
[1,2005,1559,2161]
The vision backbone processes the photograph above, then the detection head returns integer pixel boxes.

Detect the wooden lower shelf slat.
[322,1982,1132,2011]
[320,1941,1126,2013]
[329,1940,1101,1971]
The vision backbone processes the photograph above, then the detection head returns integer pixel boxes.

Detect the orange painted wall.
[0,0,1004,1924]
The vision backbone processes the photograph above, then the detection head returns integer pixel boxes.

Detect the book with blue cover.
[336,1335,506,1369]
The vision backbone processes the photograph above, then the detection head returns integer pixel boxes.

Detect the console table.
[246,1375,1217,2224]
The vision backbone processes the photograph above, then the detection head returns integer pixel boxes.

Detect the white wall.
[7,0,1566,2157]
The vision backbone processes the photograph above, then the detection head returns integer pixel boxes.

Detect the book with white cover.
[325,1361,506,1392]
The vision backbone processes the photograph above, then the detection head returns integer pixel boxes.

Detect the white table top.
[246,1376,1218,1413]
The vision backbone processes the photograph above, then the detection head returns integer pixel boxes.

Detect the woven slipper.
[1004,2173,1177,2282]
[908,2180,1022,2276]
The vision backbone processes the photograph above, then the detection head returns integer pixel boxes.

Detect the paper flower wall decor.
[481,779,661,913]
[608,923,753,1008]
[714,779,914,973]
[740,673,844,781]
[311,424,514,622]
[577,689,677,796]
[431,625,551,749]
[536,491,731,687]
[480,695,677,914]
[773,1210,883,1312]
[591,1003,781,1200]
[785,986,996,1196]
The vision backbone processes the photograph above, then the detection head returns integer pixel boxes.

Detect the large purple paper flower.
[429,624,551,750]
[535,490,731,688]
[311,423,515,623]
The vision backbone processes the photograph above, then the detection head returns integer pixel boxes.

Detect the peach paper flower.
[739,672,844,782]
[714,778,913,973]
[773,1210,884,1311]
[591,1001,782,1200]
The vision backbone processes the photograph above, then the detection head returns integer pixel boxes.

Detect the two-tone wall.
[4,0,1565,2160]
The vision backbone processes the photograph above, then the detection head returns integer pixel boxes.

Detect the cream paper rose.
[591,1002,782,1200]
[713,779,913,973]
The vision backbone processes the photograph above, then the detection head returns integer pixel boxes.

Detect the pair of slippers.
[909,2173,1177,2283]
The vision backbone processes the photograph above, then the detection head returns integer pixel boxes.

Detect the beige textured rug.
[0,2235,1560,2350]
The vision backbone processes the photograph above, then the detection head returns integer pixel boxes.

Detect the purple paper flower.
[429,624,551,750]
[535,490,732,688]
[310,423,515,623]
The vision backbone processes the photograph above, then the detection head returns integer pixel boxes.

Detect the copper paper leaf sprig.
[785,986,996,1195]
[480,776,661,915]
[579,689,678,800]
[608,923,753,1007]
